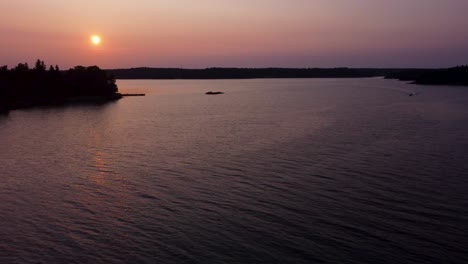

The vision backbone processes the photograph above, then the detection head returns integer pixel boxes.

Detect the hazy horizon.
[1,0,468,69]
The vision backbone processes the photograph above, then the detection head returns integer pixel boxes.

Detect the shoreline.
[1,93,146,112]
[2,94,123,112]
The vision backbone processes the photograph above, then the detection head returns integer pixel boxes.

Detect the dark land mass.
[385,66,468,86]
[107,67,403,80]
[108,67,468,86]
[0,60,120,112]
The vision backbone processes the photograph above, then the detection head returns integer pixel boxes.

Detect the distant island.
[0,60,120,111]
[107,67,399,79]
[384,66,468,86]
[107,66,468,86]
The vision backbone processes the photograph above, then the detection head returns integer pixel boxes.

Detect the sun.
[90,35,101,45]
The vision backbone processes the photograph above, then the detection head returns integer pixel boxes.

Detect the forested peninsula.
[385,66,468,86]
[0,60,120,111]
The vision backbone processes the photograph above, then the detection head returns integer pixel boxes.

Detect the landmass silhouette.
[107,67,396,79]
[385,66,468,86]
[0,60,120,111]
[108,66,467,85]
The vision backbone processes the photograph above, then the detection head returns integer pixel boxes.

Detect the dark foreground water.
[1,78,468,263]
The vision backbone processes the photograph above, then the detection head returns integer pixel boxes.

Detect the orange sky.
[1,0,468,68]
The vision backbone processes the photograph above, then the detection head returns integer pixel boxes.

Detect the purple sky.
[1,0,467,68]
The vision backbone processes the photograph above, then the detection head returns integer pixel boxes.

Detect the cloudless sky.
[1,0,467,68]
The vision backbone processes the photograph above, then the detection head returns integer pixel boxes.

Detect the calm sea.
[1,78,467,263]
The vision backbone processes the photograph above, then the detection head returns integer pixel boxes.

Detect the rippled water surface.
[1,78,468,263]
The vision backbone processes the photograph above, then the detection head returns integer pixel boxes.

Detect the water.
[1,78,468,263]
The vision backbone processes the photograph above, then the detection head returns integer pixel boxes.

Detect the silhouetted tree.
[14,63,29,72]
[34,59,46,72]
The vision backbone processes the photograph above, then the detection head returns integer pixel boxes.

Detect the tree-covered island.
[0,60,121,112]
[385,66,468,86]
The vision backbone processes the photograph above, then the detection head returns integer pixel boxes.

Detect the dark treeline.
[0,60,119,111]
[107,67,401,80]
[385,66,468,85]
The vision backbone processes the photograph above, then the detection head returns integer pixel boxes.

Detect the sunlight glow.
[91,35,101,45]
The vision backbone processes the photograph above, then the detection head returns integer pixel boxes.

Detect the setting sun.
[90,35,101,45]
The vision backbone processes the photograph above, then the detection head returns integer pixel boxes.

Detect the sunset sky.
[1,0,467,69]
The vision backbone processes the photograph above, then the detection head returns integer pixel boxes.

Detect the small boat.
[205,91,224,95]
